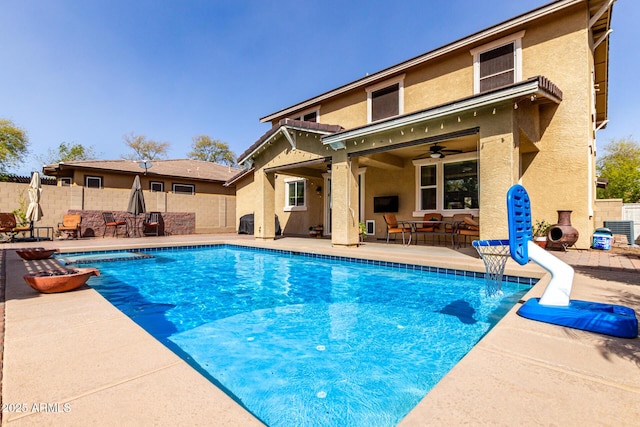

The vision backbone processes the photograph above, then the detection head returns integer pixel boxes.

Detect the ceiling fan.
[415,144,463,159]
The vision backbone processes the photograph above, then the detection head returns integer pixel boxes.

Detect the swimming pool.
[70,245,532,426]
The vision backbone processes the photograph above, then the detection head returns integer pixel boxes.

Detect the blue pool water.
[72,245,532,426]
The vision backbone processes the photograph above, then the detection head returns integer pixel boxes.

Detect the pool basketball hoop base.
[506,184,637,339]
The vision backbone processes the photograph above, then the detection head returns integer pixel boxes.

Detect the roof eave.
[237,119,343,165]
[321,77,562,147]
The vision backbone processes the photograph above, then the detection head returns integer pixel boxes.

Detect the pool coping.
[2,235,639,425]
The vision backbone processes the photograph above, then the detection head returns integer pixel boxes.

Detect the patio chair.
[57,214,82,239]
[0,213,32,241]
[456,216,480,247]
[102,212,127,238]
[383,213,410,244]
[142,212,161,236]
[415,212,443,244]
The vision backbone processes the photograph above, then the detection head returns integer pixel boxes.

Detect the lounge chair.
[57,214,82,239]
[383,213,411,244]
[102,212,127,238]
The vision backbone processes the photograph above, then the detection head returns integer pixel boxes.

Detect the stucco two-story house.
[231,0,614,248]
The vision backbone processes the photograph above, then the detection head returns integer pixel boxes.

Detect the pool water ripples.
[81,246,530,427]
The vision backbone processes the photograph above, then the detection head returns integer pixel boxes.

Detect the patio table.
[398,220,458,248]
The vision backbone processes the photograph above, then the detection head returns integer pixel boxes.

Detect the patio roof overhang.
[321,76,562,151]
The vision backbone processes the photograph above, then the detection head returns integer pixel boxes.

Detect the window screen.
[371,84,399,122]
[479,43,515,92]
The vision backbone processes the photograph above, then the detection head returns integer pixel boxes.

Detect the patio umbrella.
[25,171,43,237]
[127,175,146,236]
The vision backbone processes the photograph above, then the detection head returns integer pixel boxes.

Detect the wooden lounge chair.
[383,213,410,244]
[102,212,127,238]
[57,214,82,239]
[0,213,32,241]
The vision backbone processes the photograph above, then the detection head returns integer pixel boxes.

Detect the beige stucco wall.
[519,6,594,248]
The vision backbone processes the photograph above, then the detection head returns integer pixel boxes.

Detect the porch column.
[330,152,360,247]
[478,111,518,240]
[254,170,276,240]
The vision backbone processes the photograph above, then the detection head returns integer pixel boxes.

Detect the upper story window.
[366,75,405,123]
[292,108,319,123]
[284,177,307,212]
[471,31,524,94]
[85,176,102,189]
[292,108,320,123]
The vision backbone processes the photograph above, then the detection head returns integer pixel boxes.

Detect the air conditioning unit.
[366,220,375,236]
[603,220,634,245]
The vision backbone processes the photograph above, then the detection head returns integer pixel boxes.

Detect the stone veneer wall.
[66,210,195,237]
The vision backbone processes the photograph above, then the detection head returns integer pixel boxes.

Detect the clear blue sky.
[1,0,638,175]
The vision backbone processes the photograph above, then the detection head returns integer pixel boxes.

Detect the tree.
[122,132,169,160]
[41,142,98,164]
[0,118,29,173]
[188,135,236,166]
[596,136,640,203]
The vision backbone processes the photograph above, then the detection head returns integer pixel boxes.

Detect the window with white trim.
[172,183,194,195]
[471,31,524,94]
[366,75,404,123]
[150,181,164,192]
[59,177,72,187]
[292,109,319,123]
[413,154,479,213]
[85,176,102,188]
[284,177,306,211]
[419,164,437,211]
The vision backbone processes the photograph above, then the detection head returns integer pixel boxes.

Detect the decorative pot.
[15,248,58,260]
[547,210,579,250]
[533,236,547,249]
[23,268,100,293]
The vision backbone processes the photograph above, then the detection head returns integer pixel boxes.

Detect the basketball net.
[472,240,511,297]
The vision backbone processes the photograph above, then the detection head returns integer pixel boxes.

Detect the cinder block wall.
[594,199,623,227]
[0,182,235,235]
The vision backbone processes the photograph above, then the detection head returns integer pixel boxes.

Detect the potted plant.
[532,219,551,248]
[358,222,367,243]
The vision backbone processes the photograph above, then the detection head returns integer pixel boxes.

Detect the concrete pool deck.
[1,234,639,426]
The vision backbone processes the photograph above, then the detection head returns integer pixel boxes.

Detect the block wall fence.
[0,182,236,236]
